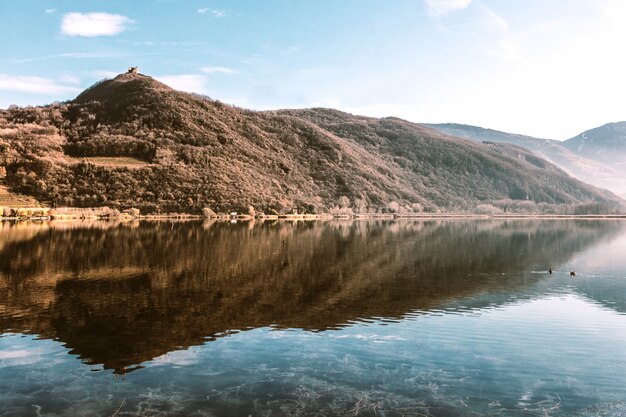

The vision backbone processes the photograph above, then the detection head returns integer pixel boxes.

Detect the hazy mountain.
[426,123,626,199]
[563,121,626,167]
[0,72,622,214]
[423,123,558,149]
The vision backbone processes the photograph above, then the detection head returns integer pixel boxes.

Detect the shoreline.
[2,213,626,222]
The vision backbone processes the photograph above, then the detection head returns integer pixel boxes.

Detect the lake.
[1,219,625,416]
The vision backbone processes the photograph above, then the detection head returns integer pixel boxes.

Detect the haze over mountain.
[427,123,626,199]
[563,122,626,167]
[0,71,622,214]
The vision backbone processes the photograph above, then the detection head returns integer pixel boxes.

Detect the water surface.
[1,219,625,416]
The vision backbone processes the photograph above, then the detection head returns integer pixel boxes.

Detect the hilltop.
[0,71,622,214]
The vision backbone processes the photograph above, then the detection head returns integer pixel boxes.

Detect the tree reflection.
[0,219,621,373]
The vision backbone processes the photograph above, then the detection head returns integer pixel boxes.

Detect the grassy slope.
[0,185,42,208]
[65,156,151,169]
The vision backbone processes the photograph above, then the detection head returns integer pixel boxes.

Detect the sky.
[0,0,625,140]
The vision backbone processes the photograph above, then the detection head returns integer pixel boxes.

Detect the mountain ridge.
[563,121,626,166]
[0,72,622,214]
[426,122,626,199]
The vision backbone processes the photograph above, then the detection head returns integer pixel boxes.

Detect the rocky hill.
[427,123,626,199]
[0,71,622,214]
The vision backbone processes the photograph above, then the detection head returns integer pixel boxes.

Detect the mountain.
[426,123,626,199]
[563,121,626,167]
[0,71,622,214]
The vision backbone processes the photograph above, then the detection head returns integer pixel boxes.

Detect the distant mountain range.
[565,122,626,166]
[0,71,623,214]
[426,122,626,198]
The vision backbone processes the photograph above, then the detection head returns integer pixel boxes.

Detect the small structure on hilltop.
[128,66,139,74]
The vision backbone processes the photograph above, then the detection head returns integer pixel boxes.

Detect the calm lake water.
[1,219,625,417]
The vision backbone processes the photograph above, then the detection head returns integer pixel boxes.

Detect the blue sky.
[1,0,624,139]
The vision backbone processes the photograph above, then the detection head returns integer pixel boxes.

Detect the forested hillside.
[0,72,622,214]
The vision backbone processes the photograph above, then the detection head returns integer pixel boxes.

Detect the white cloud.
[425,0,472,16]
[58,75,81,85]
[476,5,525,65]
[197,8,226,18]
[155,74,209,93]
[45,8,56,14]
[61,12,133,37]
[0,74,82,95]
[200,66,238,75]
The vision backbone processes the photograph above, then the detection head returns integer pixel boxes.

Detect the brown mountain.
[0,71,622,214]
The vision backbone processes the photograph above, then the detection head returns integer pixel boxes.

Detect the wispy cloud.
[0,74,82,95]
[476,5,525,65]
[478,3,508,31]
[155,74,209,93]
[200,66,238,75]
[58,75,81,85]
[12,52,128,64]
[425,0,472,16]
[197,8,226,18]
[45,8,56,14]
[122,40,208,47]
[61,12,133,37]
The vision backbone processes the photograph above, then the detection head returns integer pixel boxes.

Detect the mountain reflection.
[0,219,621,374]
